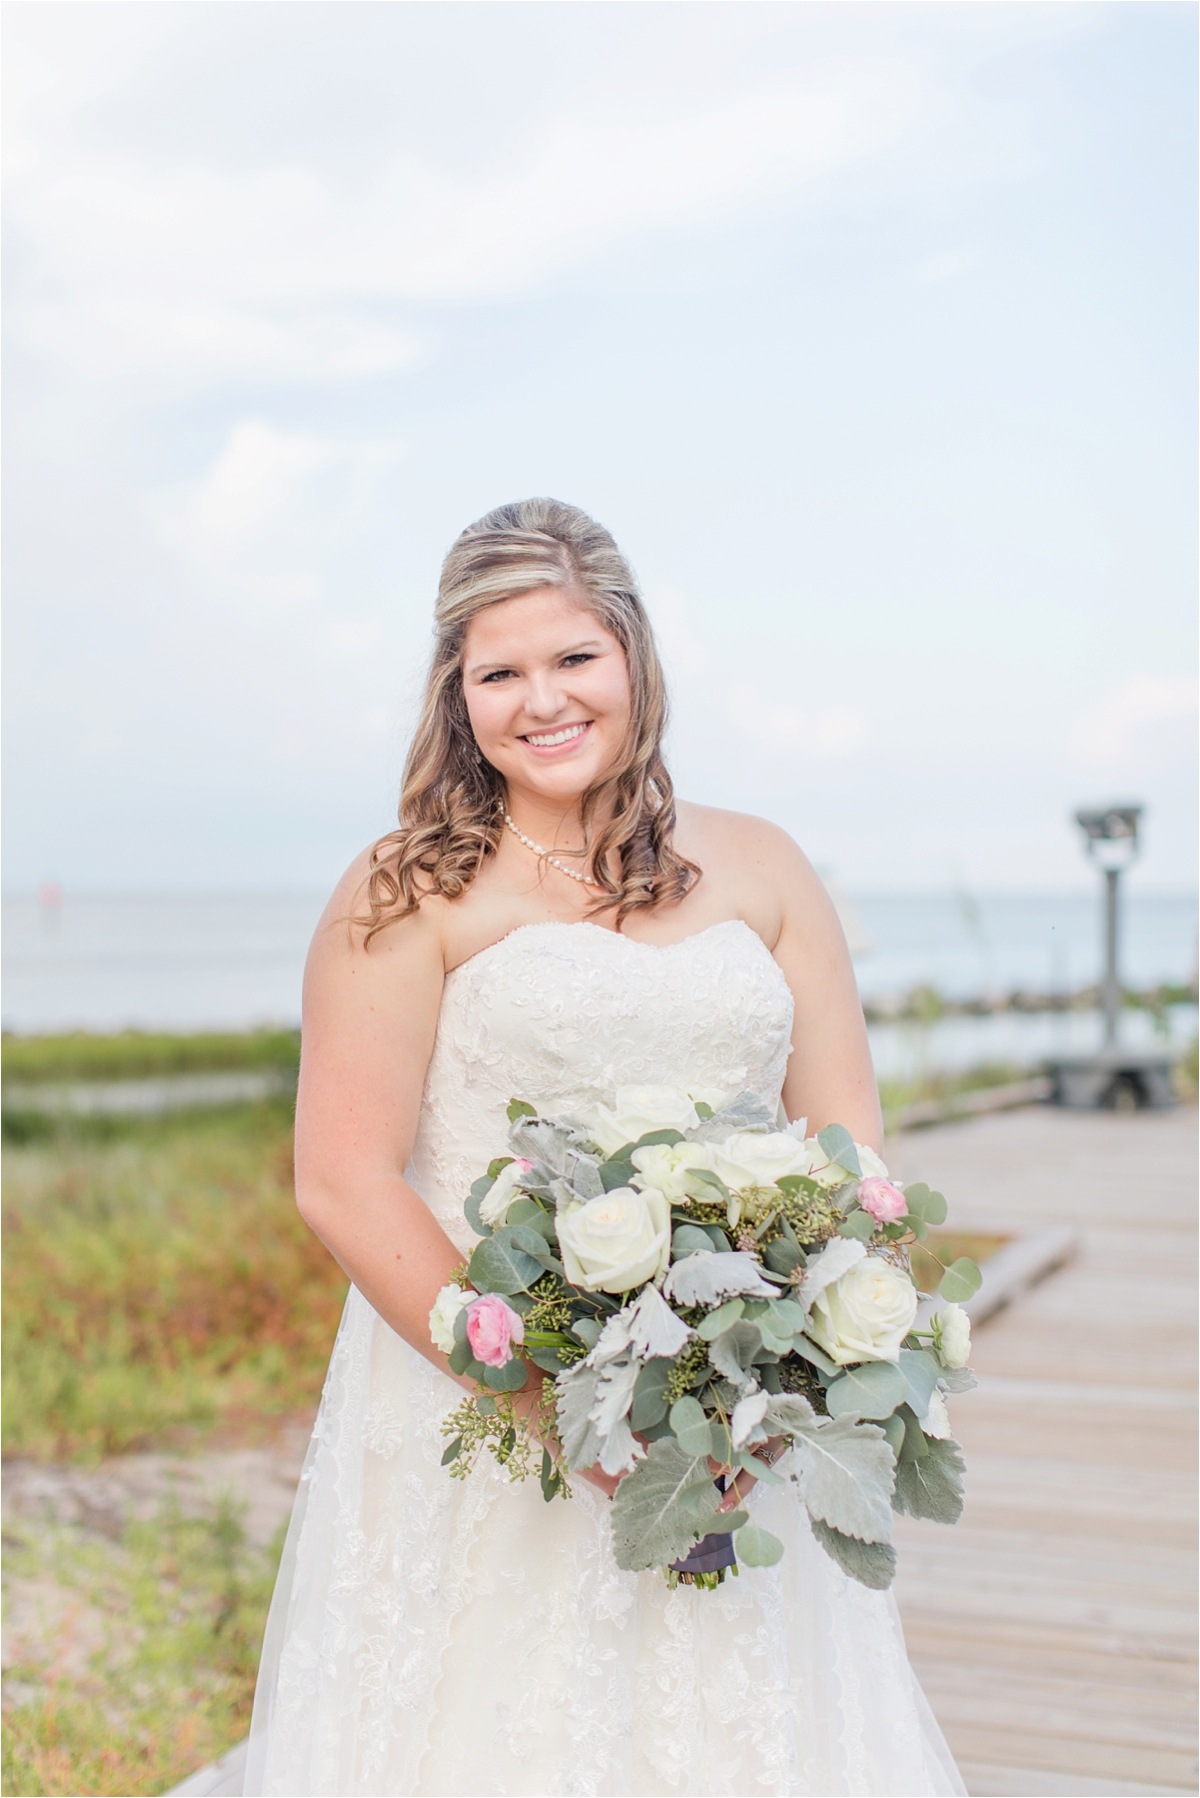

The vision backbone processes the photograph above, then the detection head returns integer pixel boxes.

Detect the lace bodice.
[407,919,794,1249]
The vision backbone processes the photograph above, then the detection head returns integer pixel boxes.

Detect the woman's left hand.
[711,1436,785,1513]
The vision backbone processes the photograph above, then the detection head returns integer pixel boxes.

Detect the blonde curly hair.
[360,498,698,942]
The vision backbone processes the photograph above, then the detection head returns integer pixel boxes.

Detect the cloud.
[6,55,931,388]
[172,418,407,560]
[1070,676,1198,772]
[727,684,871,758]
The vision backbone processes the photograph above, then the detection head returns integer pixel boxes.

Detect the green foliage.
[892,1433,966,1524]
[808,1517,897,1589]
[667,1395,712,1458]
[2,1106,348,1460]
[733,1521,784,1568]
[815,1124,860,1177]
[608,1439,718,1571]
[1,1496,282,1798]
[824,1360,908,1421]
[939,1256,982,1302]
[466,1228,546,1296]
[788,1415,896,1544]
[1,1027,301,1086]
[836,1209,875,1242]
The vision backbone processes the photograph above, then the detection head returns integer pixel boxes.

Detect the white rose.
[935,1304,972,1369]
[806,1257,919,1365]
[477,1158,534,1228]
[428,1283,473,1354]
[857,1144,890,1180]
[630,1140,715,1202]
[558,1186,672,1293]
[709,1130,812,1192]
[587,1086,700,1156]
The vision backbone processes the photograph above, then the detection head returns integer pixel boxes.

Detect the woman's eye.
[562,653,595,667]
[481,669,515,683]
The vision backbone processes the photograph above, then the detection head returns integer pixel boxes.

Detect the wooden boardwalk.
[888,1105,1198,1798]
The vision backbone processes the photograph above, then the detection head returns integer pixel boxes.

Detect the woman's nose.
[522,671,567,720]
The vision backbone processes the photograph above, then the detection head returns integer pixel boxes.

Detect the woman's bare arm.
[686,809,882,1150]
[293,858,472,1382]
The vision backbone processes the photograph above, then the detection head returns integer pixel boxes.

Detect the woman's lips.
[519,720,593,754]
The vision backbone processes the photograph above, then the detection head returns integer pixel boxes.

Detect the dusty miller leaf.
[608,1439,719,1572]
[663,1251,777,1307]
[790,1414,896,1544]
[892,1433,965,1524]
[555,1362,604,1470]
[809,1517,897,1589]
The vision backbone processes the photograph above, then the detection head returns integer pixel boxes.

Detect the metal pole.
[1103,866,1120,1048]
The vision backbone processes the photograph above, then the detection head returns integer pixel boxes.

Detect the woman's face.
[462,587,632,810]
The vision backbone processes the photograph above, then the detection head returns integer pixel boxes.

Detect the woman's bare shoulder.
[676,799,814,874]
[307,842,449,973]
[675,800,836,947]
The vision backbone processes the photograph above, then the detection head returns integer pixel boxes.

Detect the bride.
[244,499,965,1797]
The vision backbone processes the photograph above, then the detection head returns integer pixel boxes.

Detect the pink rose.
[857,1177,908,1224]
[465,1293,525,1368]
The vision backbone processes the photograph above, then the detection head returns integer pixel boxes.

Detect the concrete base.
[1045,1051,1176,1110]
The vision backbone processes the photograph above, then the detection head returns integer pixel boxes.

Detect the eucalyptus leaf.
[836,1209,875,1242]
[441,1435,463,1466]
[816,1123,861,1178]
[608,1440,719,1571]
[901,1215,929,1242]
[507,1197,545,1227]
[897,1404,930,1462]
[669,1395,713,1458]
[570,1316,603,1350]
[762,1237,803,1277]
[507,1099,538,1122]
[697,1298,745,1340]
[892,1433,966,1524]
[452,1307,470,1347]
[735,1522,784,1567]
[506,1224,565,1276]
[448,1339,473,1376]
[824,1360,908,1421]
[939,1257,982,1302]
[881,1413,905,1458]
[673,1224,718,1259]
[475,1395,497,1416]
[630,1357,674,1430]
[719,1508,749,1532]
[468,1230,545,1296]
[600,1160,635,1191]
[901,1183,948,1226]
[809,1517,897,1589]
[899,1348,941,1414]
[481,1356,529,1392]
[465,1177,496,1237]
[793,1337,842,1378]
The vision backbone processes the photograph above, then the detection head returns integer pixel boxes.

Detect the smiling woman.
[243,499,962,1798]
[359,499,699,940]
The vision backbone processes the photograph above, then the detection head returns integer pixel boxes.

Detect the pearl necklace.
[503,812,602,887]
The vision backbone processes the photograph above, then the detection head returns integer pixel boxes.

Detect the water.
[3,890,1196,1075]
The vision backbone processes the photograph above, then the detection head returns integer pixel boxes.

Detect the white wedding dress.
[244,920,965,1798]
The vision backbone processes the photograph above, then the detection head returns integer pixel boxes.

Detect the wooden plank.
[939,1723,1198,1789]
[888,1109,1198,1798]
[959,1760,1195,1797]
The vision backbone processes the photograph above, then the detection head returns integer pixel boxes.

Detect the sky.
[4,0,1197,898]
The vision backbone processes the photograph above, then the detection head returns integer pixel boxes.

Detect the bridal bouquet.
[430,1087,979,1591]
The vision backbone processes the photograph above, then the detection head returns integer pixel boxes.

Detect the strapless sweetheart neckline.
[447,914,773,979]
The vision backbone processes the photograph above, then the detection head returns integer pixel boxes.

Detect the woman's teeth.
[524,722,589,748]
